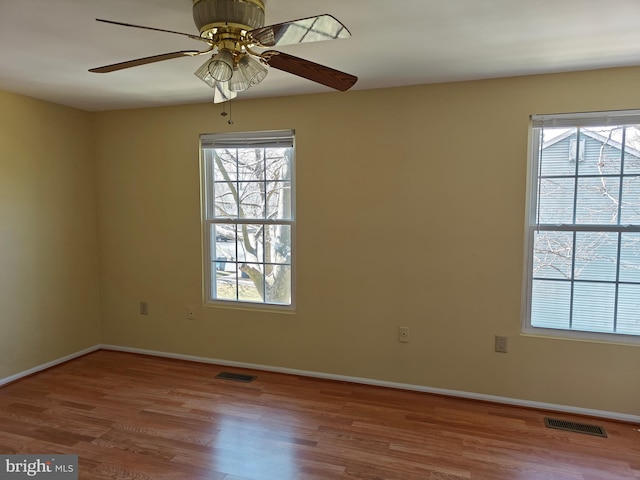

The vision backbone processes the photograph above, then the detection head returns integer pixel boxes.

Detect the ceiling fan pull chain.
[220,100,234,125]
[227,100,234,125]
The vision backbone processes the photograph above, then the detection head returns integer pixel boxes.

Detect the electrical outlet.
[187,306,195,320]
[399,327,410,343]
[139,301,148,316]
[495,335,508,353]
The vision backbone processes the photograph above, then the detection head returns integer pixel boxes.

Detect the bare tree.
[212,147,292,304]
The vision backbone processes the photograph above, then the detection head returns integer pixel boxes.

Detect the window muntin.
[201,130,295,308]
[524,112,640,340]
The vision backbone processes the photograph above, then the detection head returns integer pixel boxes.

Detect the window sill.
[522,326,640,347]
[205,299,297,315]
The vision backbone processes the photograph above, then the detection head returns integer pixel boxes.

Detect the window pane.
[575,177,620,225]
[214,182,238,218]
[212,224,237,265]
[573,231,618,282]
[620,233,640,283]
[267,181,292,220]
[540,128,577,176]
[623,126,640,175]
[265,265,291,305]
[266,148,292,181]
[238,264,263,302]
[572,282,616,333]
[531,280,571,330]
[577,128,622,176]
[236,224,263,263]
[238,181,265,219]
[538,178,575,224]
[238,149,264,182]
[212,149,238,181]
[266,225,292,265]
[620,176,640,224]
[215,268,237,301]
[214,223,235,243]
[617,284,640,335]
[533,231,573,280]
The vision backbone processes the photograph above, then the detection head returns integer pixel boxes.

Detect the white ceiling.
[1,0,640,112]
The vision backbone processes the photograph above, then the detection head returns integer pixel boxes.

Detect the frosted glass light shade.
[194,60,217,88]
[208,49,234,81]
[228,65,250,92]
[238,55,268,87]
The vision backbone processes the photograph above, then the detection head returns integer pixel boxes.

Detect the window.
[523,110,640,341]
[201,130,295,308]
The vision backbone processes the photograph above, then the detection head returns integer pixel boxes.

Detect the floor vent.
[215,372,256,383]
[544,417,607,437]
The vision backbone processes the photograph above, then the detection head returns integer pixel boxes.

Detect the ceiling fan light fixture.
[194,60,218,88]
[208,48,234,81]
[238,54,268,87]
[228,64,250,92]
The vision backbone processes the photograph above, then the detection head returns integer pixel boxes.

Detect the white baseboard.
[0,345,101,387]
[100,344,640,424]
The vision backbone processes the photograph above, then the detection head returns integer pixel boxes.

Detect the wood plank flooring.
[0,350,638,479]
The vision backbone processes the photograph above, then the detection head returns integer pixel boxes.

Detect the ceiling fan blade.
[95,19,208,43]
[249,14,351,47]
[262,51,357,91]
[89,50,201,73]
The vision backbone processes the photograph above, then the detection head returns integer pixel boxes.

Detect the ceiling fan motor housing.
[193,0,265,34]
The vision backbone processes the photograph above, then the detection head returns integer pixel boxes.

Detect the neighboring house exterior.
[542,128,640,171]
[539,128,640,225]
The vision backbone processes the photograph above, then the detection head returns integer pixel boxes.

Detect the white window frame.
[522,110,640,344]
[200,129,296,311]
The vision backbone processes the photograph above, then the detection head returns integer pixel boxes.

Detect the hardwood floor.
[0,350,638,479]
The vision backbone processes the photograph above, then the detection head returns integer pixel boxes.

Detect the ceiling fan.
[89,0,358,103]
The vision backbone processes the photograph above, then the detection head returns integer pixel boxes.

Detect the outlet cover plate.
[495,335,508,353]
[399,327,410,343]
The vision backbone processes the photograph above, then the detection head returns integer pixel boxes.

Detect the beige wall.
[3,67,639,416]
[0,91,101,377]
[94,66,640,417]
